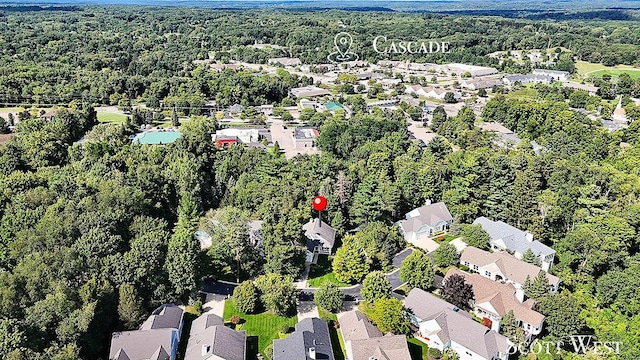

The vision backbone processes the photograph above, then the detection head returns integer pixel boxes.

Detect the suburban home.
[303,218,336,264]
[502,75,553,86]
[404,85,461,101]
[532,69,570,81]
[293,127,319,149]
[273,317,335,360]
[405,288,511,360]
[184,313,246,360]
[109,304,184,360]
[445,269,545,339]
[460,246,561,295]
[460,79,502,91]
[338,310,412,360]
[268,57,302,67]
[290,86,332,99]
[397,201,453,241]
[472,217,555,271]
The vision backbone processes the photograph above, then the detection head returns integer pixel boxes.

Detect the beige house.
[338,310,412,360]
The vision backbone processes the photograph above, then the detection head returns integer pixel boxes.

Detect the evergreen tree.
[521,248,541,266]
[360,271,392,303]
[400,251,435,290]
[171,107,180,127]
[117,283,145,330]
[524,271,549,300]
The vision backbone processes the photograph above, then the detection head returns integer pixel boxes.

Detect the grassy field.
[97,112,128,124]
[307,256,349,288]
[223,301,298,358]
[576,60,640,78]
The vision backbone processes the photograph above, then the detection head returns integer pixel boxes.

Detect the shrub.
[428,348,442,359]
[230,315,241,325]
[278,323,290,334]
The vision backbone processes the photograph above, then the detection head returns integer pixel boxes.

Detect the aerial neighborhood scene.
[1,0,640,359]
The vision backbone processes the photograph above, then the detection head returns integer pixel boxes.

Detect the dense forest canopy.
[0,4,640,360]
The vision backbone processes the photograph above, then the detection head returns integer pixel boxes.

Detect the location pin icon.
[334,32,353,61]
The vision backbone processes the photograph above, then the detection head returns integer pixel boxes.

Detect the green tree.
[361,271,392,303]
[441,274,474,310]
[371,298,410,334]
[478,88,487,97]
[538,292,585,341]
[166,194,201,299]
[434,243,460,267]
[400,251,435,290]
[255,273,298,316]
[264,244,306,277]
[171,107,180,127]
[0,318,24,358]
[444,92,457,103]
[521,248,541,266]
[314,283,344,312]
[499,310,524,345]
[431,106,447,132]
[524,271,549,301]
[332,239,370,284]
[232,280,260,314]
[461,224,489,250]
[0,117,9,134]
[117,283,146,330]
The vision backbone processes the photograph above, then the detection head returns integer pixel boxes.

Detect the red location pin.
[312,196,328,211]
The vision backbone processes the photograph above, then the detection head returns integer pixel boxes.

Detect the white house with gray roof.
[109,304,184,360]
[472,217,555,271]
[532,69,570,81]
[303,218,336,264]
[273,317,334,360]
[397,201,453,242]
[404,289,510,360]
[184,313,246,360]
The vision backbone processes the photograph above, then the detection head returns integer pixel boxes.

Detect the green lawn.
[507,86,539,100]
[97,112,128,124]
[307,256,349,288]
[588,69,640,80]
[407,338,430,360]
[223,301,298,358]
[576,60,640,77]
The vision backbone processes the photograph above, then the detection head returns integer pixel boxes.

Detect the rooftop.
[273,318,334,360]
[473,217,555,258]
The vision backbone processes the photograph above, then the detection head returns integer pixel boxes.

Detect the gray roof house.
[109,304,184,360]
[396,201,453,245]
[273,317,334,360]
[472,217,556,271]
[184,313,246,360]
[338,310,411,360]
[303,218,336,264]
[405,289,510,360]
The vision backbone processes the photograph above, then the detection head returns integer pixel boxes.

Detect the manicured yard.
[307,256,349,288]
[432,234,459,244]
[588,69,640,80]
[97,112,128,124]
[223,300,298,358]
[576,60,640,76]
[407,338,430,360]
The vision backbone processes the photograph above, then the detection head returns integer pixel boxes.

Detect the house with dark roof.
[459,246,561,294]
[184,313,246,360]
[532,69,570,81]
[396,201,453,242]
[404,289,510,360]
[303,218,336,264]
[109,304,184,360]
[472,217,555,271]
[445,268,545,339]
[338,310,411,360]
[273,317,334,360]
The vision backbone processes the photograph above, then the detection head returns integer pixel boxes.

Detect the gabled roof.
[109,329,176,360]
[472,217,555,258]
[445,269,545,328]
[348,334,412,360]
[273,318,334,360]
[460,246,560,287]
[140,304,184,331]
[406,289,510,359]
[338,310,382,342]
[185,314,246,360]
[398,202,453,233]
[303,218,336,248]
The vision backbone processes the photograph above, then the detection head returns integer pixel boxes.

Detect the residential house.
[461,79,502,91]
[397,201,453,241]
[503,75,553,86]
[109,304,184,360]
[612,96,628,124]
[273,317,334,360]
[268,57,302,67]
[472,217,556,271]
[446,63,499,77]
[293,126,319,148]
[184,313,246,360]
[445,269,545,339]
[302,218,336,264]
[479,122,522,148]
[338,310,412,360]
[228,104,244,115]
[532,69,570,81]
[249,220,264,256]
[459,246,561,295]
[405,288,510,360]
[405,85,461,101]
